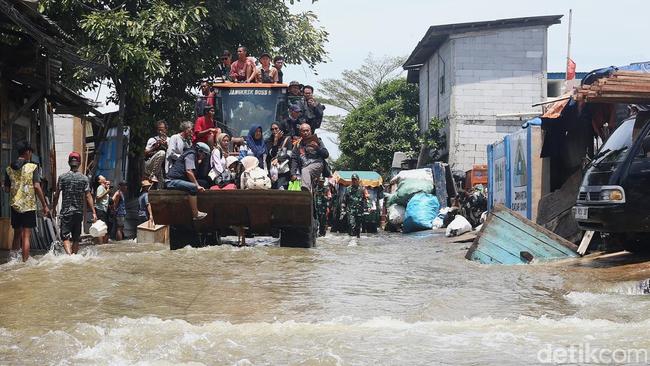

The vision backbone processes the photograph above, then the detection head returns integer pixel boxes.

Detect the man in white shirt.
[166,121,193,173]
[144,120,168,184]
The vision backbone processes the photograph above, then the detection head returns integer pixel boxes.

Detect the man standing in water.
[342,174,367,238]
[3,143,49,261]
[314,178,329,237]
[53,152,96,255]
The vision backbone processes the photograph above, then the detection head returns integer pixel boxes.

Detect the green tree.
[40,0,328,190]
[336,78,444,177]
[318,54,405,132]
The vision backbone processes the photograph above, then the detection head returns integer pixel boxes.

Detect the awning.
[333,171,383,188]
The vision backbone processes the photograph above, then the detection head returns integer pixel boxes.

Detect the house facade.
[404,15,562,172]
[0,0,104,248]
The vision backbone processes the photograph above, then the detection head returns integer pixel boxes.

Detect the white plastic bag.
[389,168,433,185]
[431,207,451,229]
[432,217,444,229]
[387,204,406,225]
[269,165,279,182]
[89,220,107,237]
[445,215,472,237]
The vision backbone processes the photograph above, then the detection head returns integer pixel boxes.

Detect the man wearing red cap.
[53,152,97,255]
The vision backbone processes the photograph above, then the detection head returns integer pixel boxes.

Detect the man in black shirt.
[273,55,284,84]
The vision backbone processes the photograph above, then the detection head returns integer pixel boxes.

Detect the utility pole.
[565,9,573,85]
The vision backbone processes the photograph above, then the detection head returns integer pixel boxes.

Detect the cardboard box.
[136,223,169,245]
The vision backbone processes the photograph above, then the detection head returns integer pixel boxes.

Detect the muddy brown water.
[1,232,650,365]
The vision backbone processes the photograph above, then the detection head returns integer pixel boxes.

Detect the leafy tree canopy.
[318,54,405,132]
[336,78,444,177]
[40,0,328,189]
[40,0,329,130]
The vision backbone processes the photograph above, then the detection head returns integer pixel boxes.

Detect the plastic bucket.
[89,220,108,237]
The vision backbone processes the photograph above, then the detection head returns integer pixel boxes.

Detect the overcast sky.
[286,0,649,86]
[282,0,649,157]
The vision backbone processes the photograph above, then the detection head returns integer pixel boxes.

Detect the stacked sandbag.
[390,168,433,185]
[403,193,440,233]
[387,178,434,207]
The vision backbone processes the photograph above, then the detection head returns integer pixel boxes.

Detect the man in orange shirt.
[229,46,255,82]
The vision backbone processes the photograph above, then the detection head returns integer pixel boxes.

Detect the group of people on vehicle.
[215,46,286,84]
[142,118,329,221]
[1,47,346,262]
[140,55,330,222]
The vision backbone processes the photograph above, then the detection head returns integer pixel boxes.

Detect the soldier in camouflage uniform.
[314,178,329,236]
[342,174,368,238]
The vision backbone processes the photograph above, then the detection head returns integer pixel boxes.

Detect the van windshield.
[592,118,635,167]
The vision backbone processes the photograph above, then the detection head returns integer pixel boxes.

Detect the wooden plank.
[450,231,477,243]
[536,170,582,225]
[468,239,526,265]
[613,71,650,78]
[577,230,595,256]
[495,208,578,253]
[467,249,500,264]
[479,220,572,259]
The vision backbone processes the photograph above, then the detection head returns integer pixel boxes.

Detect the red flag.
[567,58,576,80]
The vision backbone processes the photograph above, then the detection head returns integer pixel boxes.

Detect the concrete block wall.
[53,115,75,180]
[450,26,547,117]
[418,25,550,171]
[419,41,453,131]
[449,118,522,172]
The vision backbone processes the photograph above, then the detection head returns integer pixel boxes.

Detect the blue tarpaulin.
[521,117,542,129]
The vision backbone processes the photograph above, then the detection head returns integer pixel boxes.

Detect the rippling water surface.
[2,232,650,365]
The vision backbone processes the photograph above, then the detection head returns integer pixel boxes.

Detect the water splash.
[3,316,650,365]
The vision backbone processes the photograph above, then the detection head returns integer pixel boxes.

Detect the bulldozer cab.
[213,82,288,138]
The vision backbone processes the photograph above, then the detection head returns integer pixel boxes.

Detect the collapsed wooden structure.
[466,205,578,265]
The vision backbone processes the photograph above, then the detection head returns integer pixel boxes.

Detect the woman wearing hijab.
[241,124,267,170]
[209,133,234,188]
[266,122,292,189]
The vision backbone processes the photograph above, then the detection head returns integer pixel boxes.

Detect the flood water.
[2,232,650,365]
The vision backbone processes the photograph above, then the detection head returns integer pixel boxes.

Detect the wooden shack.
[0,0,104,249]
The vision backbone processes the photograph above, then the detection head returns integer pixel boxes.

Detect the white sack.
[445,215,472,237]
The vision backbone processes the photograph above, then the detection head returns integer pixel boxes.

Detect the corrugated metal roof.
[403,15,563,80]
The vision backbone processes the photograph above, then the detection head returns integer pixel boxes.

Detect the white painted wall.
[53,114,75,180]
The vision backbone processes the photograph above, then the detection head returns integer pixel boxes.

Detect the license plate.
[574,206,588,220]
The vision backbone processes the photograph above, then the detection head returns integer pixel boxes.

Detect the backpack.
[242,167,271,190]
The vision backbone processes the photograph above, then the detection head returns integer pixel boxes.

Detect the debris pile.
[576,71,650,104]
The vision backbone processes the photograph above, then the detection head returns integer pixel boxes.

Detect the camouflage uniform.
[344,185,367,238]
[314,183,329,236]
